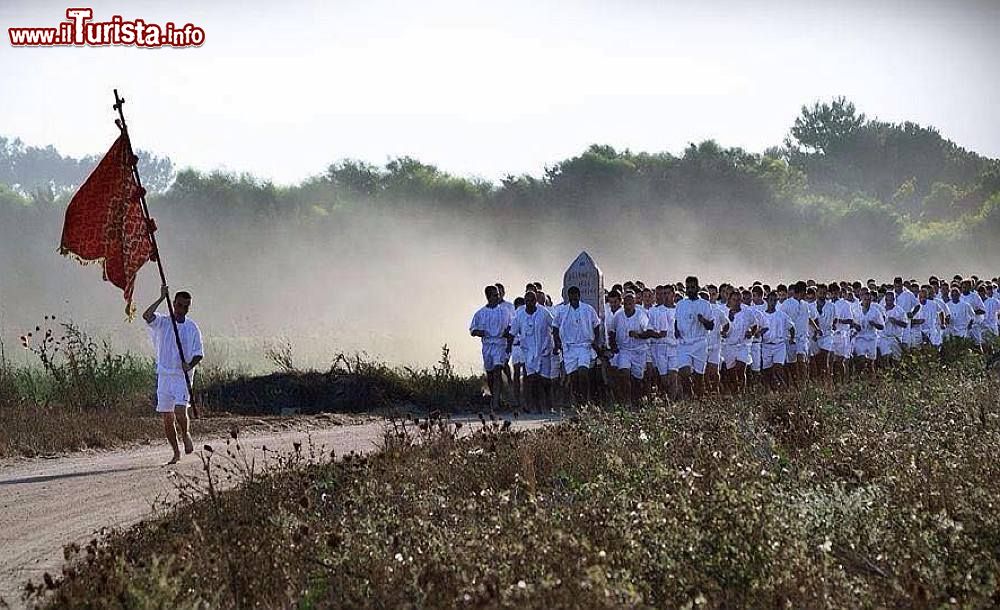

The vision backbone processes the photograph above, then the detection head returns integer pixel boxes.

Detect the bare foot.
[183,435,194,454]
[164,454,181,466]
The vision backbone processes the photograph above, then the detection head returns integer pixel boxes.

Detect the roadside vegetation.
[26,348,1000,609]
[0,320,483,458]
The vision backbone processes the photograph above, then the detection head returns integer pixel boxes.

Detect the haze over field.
[1,1,998,370]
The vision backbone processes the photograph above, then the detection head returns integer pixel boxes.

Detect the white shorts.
[481,341,509,372]
[832,333,853,359]
[722,344,751,369]
[706,341,722,367]
[543,352,562,380]
[817,333,834,353]
[924,329,943,347]
[562,345,594,375]
[510,344,525,365]
[904,328,923,348]
[650,343,678,375]
[878,336,902,359]
[523,349,551,377]
[156,373,190,413]
[760,343,786,370]
[787,338,809,362]
[950,327,970,339]
[808,337,821,357]
[853,337,878,360]
[616,348,647,380]
[677,338,708,375]
[750,342,762,372]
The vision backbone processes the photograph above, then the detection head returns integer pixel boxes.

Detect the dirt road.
[0,414,555,608]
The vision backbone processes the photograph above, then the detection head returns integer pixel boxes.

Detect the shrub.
[36,350,1000,609]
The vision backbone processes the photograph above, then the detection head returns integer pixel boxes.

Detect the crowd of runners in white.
[470,275,1000,411]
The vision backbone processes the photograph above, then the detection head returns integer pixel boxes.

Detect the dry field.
[20,345,1000,609]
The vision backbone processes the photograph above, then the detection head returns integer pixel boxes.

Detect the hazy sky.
[1,0,998,184]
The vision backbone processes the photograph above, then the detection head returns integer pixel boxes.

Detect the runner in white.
[639,287,656,393]
[553,286,601,405]
[779,281,814,388]
[748,285,767,387]
[759,291,795,391]
[984,283,999,350]
[879,290,907,364]
[832,287,859,384]
[608,292,650,407]
[813,284,837,384]
[508,290,555,412]
[647,285,679,401]
[509,296,526,407]
[143,286,204,465]
[534,288,563,388]
[470,284,513,412]
[853,289,885,378]
[674,276,715,398]
[703,289,729,396]
[720,291,754,395]
[946,287,976,340]
[917,287,945,348]
[961,280,988,348]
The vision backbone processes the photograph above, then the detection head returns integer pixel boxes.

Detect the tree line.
[2,97,999,275]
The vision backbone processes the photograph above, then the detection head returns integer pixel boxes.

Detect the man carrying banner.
[144,286,204,464]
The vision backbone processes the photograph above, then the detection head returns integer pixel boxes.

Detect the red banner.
[60,134,152,317]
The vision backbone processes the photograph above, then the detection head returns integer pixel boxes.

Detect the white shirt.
[707,305,729,350]
[722,308,754,347]
[148,313,203,375]
[960,292,986,321]
[555,302,601,346]
[510,306,555,357]
[675,297,714,344]
[918,299,944,332]
[834,299,858,334]
[470,303,512,345]
[985,296,1000,330]
[748,302,767,342]
[604,305,621,345]
[882,305,906,339]
[761,309,793,343]
[610,307,650,351]
[816,299,836,335]
[947,300,976,333]
[857,304,884,340]
[779,297,814,341]
[647,304,677,346]
[894,289,918,314]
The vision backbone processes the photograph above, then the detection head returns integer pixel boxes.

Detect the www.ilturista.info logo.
[9,8,205,48]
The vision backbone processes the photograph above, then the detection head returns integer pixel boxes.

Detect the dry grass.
[26,349,1000,609]
[0,322,479,457]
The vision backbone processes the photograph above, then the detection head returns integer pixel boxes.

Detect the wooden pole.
[112,89,197,415]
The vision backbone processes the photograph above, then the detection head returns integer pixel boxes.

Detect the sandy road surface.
[0,414,556,607]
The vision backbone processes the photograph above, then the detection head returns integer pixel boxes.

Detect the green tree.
[788,97,865,155]
[921,182,960,220]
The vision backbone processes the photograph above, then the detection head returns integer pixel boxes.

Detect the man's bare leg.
[512,364,523,408]
[542,378,554,411]
[666,371,681,402]
[616,370,631,407]
[678,367,693,399]
[692,373,705,398]
[487,368,503,412]
[733,361,747,395]
[162,412,181,464]
[705,363,720,396]
[175,405,194,454]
